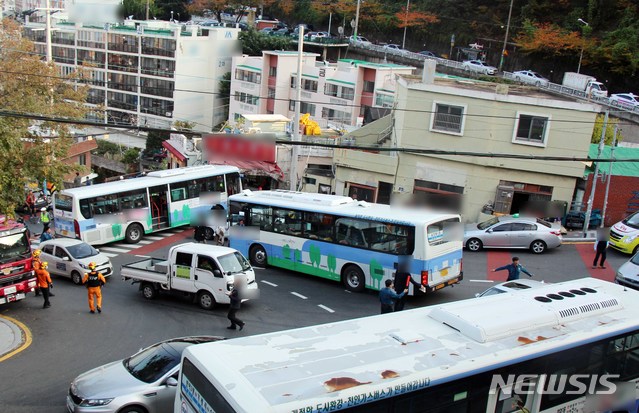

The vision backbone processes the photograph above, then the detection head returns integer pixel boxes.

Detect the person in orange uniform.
[32,249,42,296]
[82,262,106,314]
[35,261,53,308]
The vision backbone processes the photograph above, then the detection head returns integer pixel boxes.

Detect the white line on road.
[134,255,151,258]
[261,280,278,287]
[137,240,153,245]
[468,279,494,283]
[318,304,335,313]
[291,292,308,299]
[100,247,134,253]
[102,253,118,258]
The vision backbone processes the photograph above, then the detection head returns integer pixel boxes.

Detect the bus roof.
[229,190,459,226]
[183,278,639,413]
[56,165,239,199]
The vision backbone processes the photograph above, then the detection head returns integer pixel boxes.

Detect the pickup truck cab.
[122,243,258,310]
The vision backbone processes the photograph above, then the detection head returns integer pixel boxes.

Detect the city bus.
[53,165,242,245]
[227,190,463,293]
[175,278,639,413]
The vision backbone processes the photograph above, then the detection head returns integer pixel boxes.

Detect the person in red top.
[25,191,36,216]
[35,261,53,309]
[82,262,106,314]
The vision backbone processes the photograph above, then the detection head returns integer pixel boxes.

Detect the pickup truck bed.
[122,258,169,285]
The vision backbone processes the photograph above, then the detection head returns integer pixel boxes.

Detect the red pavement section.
[486,251,512,281]
[128,229,192,256]
[574,244,616,282]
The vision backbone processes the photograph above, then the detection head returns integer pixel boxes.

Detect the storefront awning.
[208,158,284,180]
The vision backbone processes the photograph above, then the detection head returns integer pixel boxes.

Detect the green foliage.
[145,130,170,156]
[122,148,141,165]
[173,120,196,131]
[239,29,295,56]
[591,114,623,145]
[95,140,121,156]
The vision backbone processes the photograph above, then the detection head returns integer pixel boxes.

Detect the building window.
[234,92,259,105]
[431,103,465,135]
[290,100,316,115]
[321,107,350,124]
[268,87,275,98]
[324,83,338,97]
[363,81,375,93]
[235,69,261,83]
[269,66,277,77]
[514,113,550,145]
[78,154,86,166]
[339,87,354,100]
[375,93,394,108]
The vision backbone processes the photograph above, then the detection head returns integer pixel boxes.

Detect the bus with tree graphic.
[228,190,463,293]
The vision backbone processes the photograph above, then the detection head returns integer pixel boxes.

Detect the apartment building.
[228,51,415,129]
[327,68,602,222]
[24,18,241,131]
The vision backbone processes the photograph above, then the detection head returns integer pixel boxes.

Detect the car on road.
[348,35,371,45]
[382,44,405,53]
[309,31,330,40]
[67,336,223,413]
[616,252,639,290]
[271,27,290,36]
[513,70,549,87]
[37,238,113,285]
[419,50,438,58]
[461,59,497,75]
[476,279,546,297]
[608,93,639,109]
[259,27,275,35]
[464,215,562,254]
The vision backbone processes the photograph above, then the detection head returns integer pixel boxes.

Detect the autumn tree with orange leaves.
[394,6,438,29]
[514,21,589,57]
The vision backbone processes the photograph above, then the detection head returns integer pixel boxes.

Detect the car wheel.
[197,291,215,310]
[204,227,214,240]
[142,283,158,300]
[249,244,267,267]
[125,223,144,244]
[515,76,521,82]
[342,265,366,292]
[71,271,82,285]
[531,240,547,254]
[119,405,149,413]
[466,238,483,252]
[535,81,541,87]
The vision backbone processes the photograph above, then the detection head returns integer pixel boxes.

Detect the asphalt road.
[0,231,631,413]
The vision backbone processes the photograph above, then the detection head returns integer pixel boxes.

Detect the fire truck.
[0,215,36,305]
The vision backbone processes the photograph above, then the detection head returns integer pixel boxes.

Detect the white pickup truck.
[121,243,258,310]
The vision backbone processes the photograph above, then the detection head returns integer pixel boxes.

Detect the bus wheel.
[71,271,82,285]
[466,238,483,252]
[142,283,157,300]
[197,291,215,310]
[125,223,144,244]
[249,244,267,267]
[342,265,366,292]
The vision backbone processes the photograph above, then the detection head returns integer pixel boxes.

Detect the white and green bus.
[228,190,463,293]
[176,277,639,413]
[53,165,241,245]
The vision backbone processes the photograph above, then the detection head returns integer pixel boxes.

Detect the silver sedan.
[464,216,562,254]
[67,336,222,413]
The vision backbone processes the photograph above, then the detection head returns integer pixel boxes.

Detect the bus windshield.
[0,231,31,264]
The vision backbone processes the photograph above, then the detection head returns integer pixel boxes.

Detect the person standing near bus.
[492,257,534,281]
[226,286,245,330]
[35,261,53,309]
[379,279,407,314]
[393,261,425,312]
[593,228,610,269]
[83,262,106,314]
[40,207,51,232]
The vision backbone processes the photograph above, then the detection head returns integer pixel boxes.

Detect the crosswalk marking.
[99,247,133,254]
[102,253,118,258]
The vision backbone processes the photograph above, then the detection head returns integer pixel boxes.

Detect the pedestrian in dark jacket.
[226,287,245,330]
[379,279,407,314]
[593,229,610,269]
[492,257,534,281]
[393,262,424,311]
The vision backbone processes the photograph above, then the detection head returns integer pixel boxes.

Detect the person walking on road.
[226,286,245,330]
[82,262,106,314]
[379,279,408,314]
[26,190,36,218]
[593,229,610,269]
[492,257,534,281]
[35,261,53,309]
[40,227,53,243]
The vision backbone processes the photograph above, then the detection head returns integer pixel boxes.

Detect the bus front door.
[149,185,169,230]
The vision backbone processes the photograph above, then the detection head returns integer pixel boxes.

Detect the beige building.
[326,69,602,222]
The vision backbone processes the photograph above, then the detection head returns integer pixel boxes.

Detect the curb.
[0,315,31,362]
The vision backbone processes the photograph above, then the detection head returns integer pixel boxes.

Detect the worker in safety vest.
[35,261,53,309]
[32,249,43,296]
[40,207,51,232]
[82,262,106,314]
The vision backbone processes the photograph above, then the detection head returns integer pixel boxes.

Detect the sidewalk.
[0,315,27,360]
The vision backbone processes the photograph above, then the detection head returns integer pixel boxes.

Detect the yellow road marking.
[0,315,32,362]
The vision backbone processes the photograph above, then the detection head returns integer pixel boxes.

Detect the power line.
[0,109,635,163]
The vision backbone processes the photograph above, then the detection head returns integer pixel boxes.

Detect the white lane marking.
[100,247,134,253]
[318,304,335,313]
[137,240,153,245]
[468,279,494,283]
[102,253,118,258]
[261,280,278,287]
[144,236,164,241]
[291,292,308,300]
[134,255,152,258]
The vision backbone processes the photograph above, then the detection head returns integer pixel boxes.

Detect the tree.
[514,21,584,57]
[120,0,161,20]
[145,130,170,156]
[0,19,89,215]
[217,72,232,125]
[238,29,294,56]
[591,114,623,145]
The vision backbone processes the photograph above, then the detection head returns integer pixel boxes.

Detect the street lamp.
[401,0,410,50]
[577,18,589,74]
[498,0,514,73]
[353,0,361,39]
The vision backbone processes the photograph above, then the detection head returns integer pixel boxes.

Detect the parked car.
[461,60,497,75]
[37,238,113,285]
[562,209,602,229]
[419,50,438,58]
[382,44,407,53]
[476,279,547,297]
[259,27,275,35]
[513,70,549,87]
[348,35,371,45]
[271,27,290,36]
[310,31,330,40]
[615,252,639,290]
[464,216,562,254]
[609,93,639,109]
[67,336,223,413]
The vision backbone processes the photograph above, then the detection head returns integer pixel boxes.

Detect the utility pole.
[498,0,514,73]
[289,26,304,191]
[401,0,410,50]
[146,0,150,20]
[601,125,618,228]
[45,0,52,63]
[353,0,361,39]
[582,110,608,238]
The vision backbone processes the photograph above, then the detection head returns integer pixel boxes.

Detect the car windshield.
[623,212,639,229]
[218,252,251,274]
[124,341,190,383]
[0,231,31,264]
[631,253,639,266]
[66,243,99,259]
[477,217,500,230]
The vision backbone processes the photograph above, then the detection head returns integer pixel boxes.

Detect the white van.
[609,211,639,255]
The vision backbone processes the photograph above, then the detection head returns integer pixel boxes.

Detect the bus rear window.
[54,194,73,212]
[427,218,462,246]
